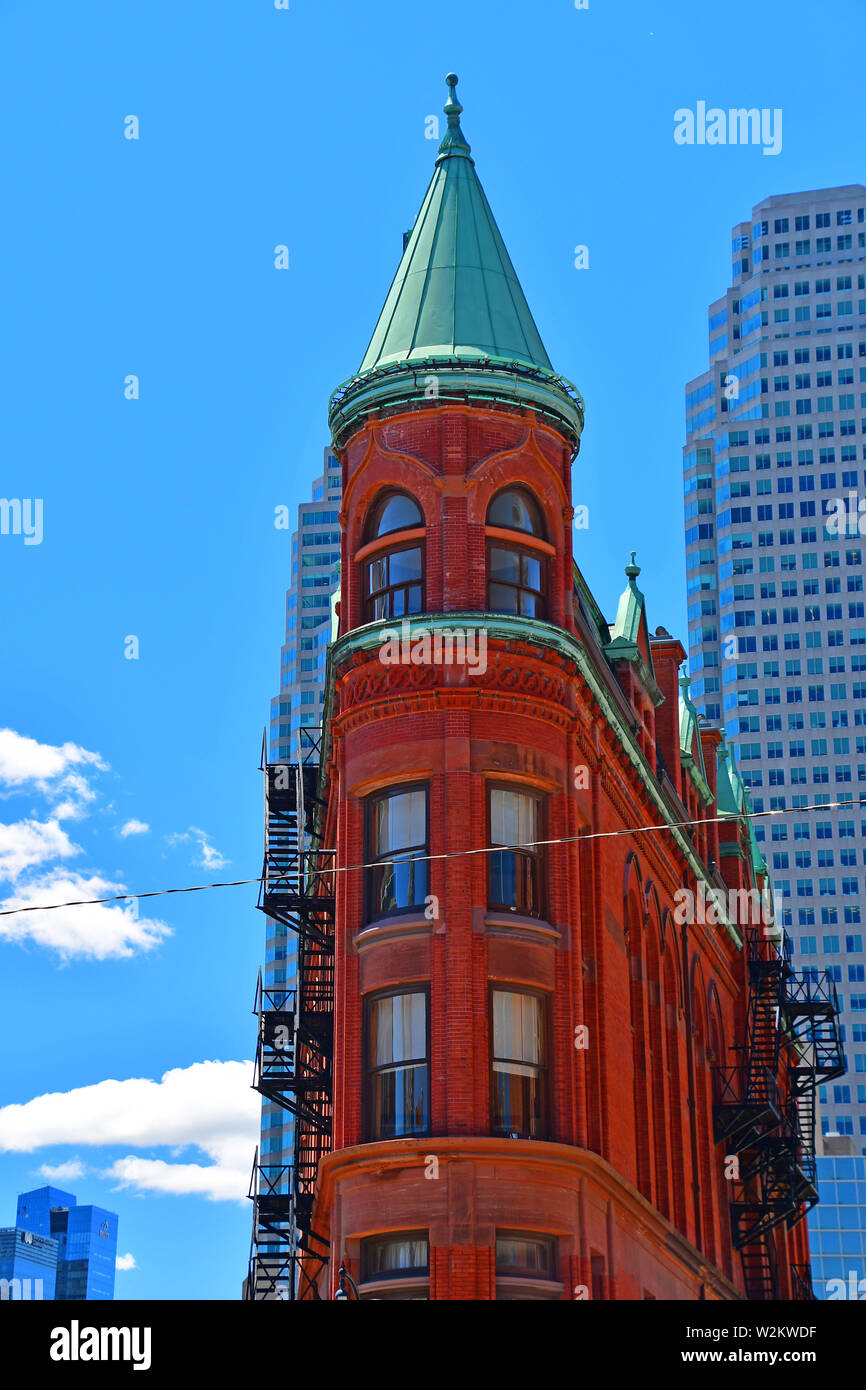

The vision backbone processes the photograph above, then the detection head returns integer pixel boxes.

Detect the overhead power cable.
[0,795,858,918]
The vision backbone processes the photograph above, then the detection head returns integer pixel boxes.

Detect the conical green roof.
[329,75,583,450]
[359,77,553,374]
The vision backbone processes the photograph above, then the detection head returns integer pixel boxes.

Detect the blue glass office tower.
[0,1227,58,1299]
[270,446,342,762]
[16,1186,118,1300]
[683,185,866,1150]
[808,1132,866,1298]
[252,446,341,1296]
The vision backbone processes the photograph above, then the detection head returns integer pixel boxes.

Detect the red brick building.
[264,77,841,1302]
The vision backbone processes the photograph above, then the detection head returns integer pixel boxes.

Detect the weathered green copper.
[717,732,770,882]
[715,733,742,818]
[678,671,713,805]
[437,72,472,160]
[604,554,663,705]
[329,75,584,450]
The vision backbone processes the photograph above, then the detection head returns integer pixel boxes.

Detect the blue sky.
[0,0,863,1300]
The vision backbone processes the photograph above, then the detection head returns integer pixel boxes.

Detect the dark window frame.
[486,537,548,619]
[364,538,425,624]
[487,783,545,918]
[364,984,431,1142]
[488,984,550,1140]
[494,1230,557,1279]
[366,490,424,542]
[359,1230,430,1282]
[364,782,430,922]
[487,488,547,538]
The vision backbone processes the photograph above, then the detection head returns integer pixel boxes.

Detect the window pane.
[371,1063,428,1136]
[367,556,387,594]
[362,1234,428,1279]
[491,1064,544,1137]
[489,583,520,614]
[370,850,429,916]
[521,555,542,590]
[495,1235,554,1277]
[388,547,422,584]
[376,494,423,536]
[372,992,425,1065]
[489,546,521,583]
[490,789,537,845]
[376,789,426,853]
[493,991,542,1064]
[488,490,542,535]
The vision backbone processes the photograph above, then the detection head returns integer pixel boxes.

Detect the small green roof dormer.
[715,733,742,818]
[717,732,770,882]
[329,74,584,450]
[678,670,713,804]
[604,554,662,705]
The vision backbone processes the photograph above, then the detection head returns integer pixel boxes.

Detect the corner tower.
[297,77,836,1301]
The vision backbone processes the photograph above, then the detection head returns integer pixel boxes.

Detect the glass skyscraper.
[808,1132,866,1298]
[683,185,866,1150]
[0,1228,58,1300]
[253,447,341,1292]
[269,446,342,763]
[14,1186,118,1300]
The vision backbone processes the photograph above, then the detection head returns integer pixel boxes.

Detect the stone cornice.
[312,1136,742,1302]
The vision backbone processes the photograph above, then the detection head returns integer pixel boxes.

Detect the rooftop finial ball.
[446,73,458,87]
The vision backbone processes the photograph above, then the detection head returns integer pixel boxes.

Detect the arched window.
[363,492,425,622]
[487,490,544,536]
[486,489,548,619]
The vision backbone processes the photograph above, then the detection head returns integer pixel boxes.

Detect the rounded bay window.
[486,489,550,620]
[361,491,425,622]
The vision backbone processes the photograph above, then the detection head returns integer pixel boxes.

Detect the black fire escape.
[713,928,845,1300]
[245,729,335,1301]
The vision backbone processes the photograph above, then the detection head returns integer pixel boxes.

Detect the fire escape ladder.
[246,733,334,1301]
[713,930,841,1297]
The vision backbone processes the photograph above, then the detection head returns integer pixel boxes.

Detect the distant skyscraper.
[808,1131,866,1298]
[270,446,343,762]
[0,1228,57,1300]
[15,1186,117,1300]
[684,185,866,1151]
[251,446,342,1296]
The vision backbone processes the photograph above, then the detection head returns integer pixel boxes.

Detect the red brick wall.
[310,402,808,1300]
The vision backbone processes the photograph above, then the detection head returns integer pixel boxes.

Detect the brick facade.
[303,401,813,1300]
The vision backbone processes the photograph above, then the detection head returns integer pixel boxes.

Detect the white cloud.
[38,1158,86,1182]
[0,730,106,816]
[0,728,106,791]
[116,1252,137,1272]
[105,1156,246,1204]
[0,1061,258,1204]
[0,871,171,960]
[167,826,229,872]
[119,819,150,838]
[0,818,79,882]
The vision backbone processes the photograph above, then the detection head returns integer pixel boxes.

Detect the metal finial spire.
[625,550,641,582]
[437,72,472,160]
[444,73,462,117]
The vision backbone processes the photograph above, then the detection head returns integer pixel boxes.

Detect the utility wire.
[0,795,859,918]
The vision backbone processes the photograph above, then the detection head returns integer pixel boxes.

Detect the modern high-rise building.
[248,449,342,1298]
[807,1130,866,1299]
[684,185,866,1152]
[0,1228,58,1300]
[249,75,841,1301]
[14,1186,117,1300]
[269,446,343,764]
